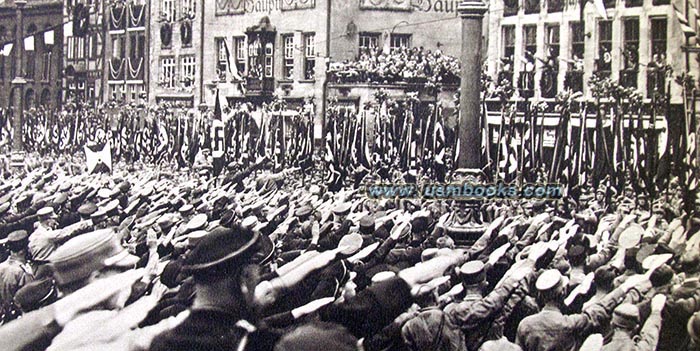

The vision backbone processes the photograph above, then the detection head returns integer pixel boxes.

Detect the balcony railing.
[620,70,638,88]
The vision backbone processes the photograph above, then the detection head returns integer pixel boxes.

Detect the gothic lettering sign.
[409,0,460,14]
[360,0,412,11]
[216,0,315,15]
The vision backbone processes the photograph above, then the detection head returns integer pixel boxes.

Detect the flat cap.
[7,230,29,243]
[178,204,194,215]
[97,188,112,199]
[78,203,98,217]
[612,303,640,329]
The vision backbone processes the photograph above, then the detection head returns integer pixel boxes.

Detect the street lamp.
[11,0,27,157]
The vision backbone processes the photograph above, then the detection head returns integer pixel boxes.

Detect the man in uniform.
[0,230,34,323]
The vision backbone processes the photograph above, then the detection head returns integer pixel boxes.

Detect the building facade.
[148,0,201,107]
[0,0,63,111]
[199,0,467,135]
[102,0,148,104]
[485,0,699,103]
[62,0,103,105]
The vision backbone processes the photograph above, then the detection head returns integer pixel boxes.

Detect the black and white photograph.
[0,0,699,350]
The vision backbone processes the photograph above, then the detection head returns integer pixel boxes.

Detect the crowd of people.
[328,46,461,86]
[0,145,697,351]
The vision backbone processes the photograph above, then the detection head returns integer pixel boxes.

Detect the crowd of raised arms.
[0,148,697,351]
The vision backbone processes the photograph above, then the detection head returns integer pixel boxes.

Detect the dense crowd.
[0,150,698,351]
[328,46,461,86]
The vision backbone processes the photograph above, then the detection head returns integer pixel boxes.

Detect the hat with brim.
[186,214,208,232]
[78,202,98,218]
[182,226,262,272]
[37,207,58,220]
[332,203,351,216]
[337,233,363,256]
[178,204,194,216]
[536,269,565,292]
[458,260,486,286]
[618,224,644,249]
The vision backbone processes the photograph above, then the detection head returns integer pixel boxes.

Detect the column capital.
[457,0,488,18]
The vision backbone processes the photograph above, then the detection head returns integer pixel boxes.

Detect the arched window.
[24,89,35,110]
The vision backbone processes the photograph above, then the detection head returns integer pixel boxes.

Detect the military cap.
[90,209,108,224]
[179,204,194,216]
[186,214,208,232]
[49,228,136,285]
[185,230,209,248]
[182,226,263,273]
[637,193,648,200]
[359,215,375,234]
[54,193,68,206]
[37,207,58,219]
[458,261,486,285]
[536,269,565,292]
[0,202,10,215]
[7,230,29,243]
[103,199,120,216]
[371,271,396,284]
[118,182,131,193]
[241,216,259,230]
[207,220,222,232]
[58,182,72,192]
[97,188,112,200]
[332,203,352,216]
[85,187,99,201]
[295,206,313,218]
[337,233,363,255]
[157,213,179,229]
[78,203,98,217]
[13,278,57,313]
[612,303,640,329]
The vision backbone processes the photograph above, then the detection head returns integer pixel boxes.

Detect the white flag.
[593,0,608,20]
[24,36,35,51]
[44,30,54,46]
[1,43,12,57]
[64,21,73,37]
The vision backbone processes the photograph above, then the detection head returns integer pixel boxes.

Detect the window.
[597,20,613,76]
[129,32,145,60]
[25,24,37,80]
[359,33,379,55]
[216,38,228,80]
[303,33,315,80]
[161,0,176,22]
[88,33,98,59]
[127,84,145,102]
[283,35,294,80]
[570,22,584,65]
[265,42,274,78]
[67,36,76,60]
[112,34,125,59]
[181,56,196,87]
[621,18,639,87]
[41,52,51,81]
[545,24,560,57]
[181,0,196,18]
[650,18,667,57]
[390,34,411,53]
[503,25,516,60]
[161,56,176,88]
[523,25,537,56]
[76,37,86,59]
[234,36,246,76]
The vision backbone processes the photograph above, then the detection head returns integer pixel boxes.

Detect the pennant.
[2,43,12,57]
[44,30,55,46]
[24,36,35,51]
[85,141,112,174]
[64,21,74,37]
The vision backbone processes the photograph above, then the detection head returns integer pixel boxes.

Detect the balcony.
[246,77,275,96]
[647,70,666,98]
[518,71,535,98]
